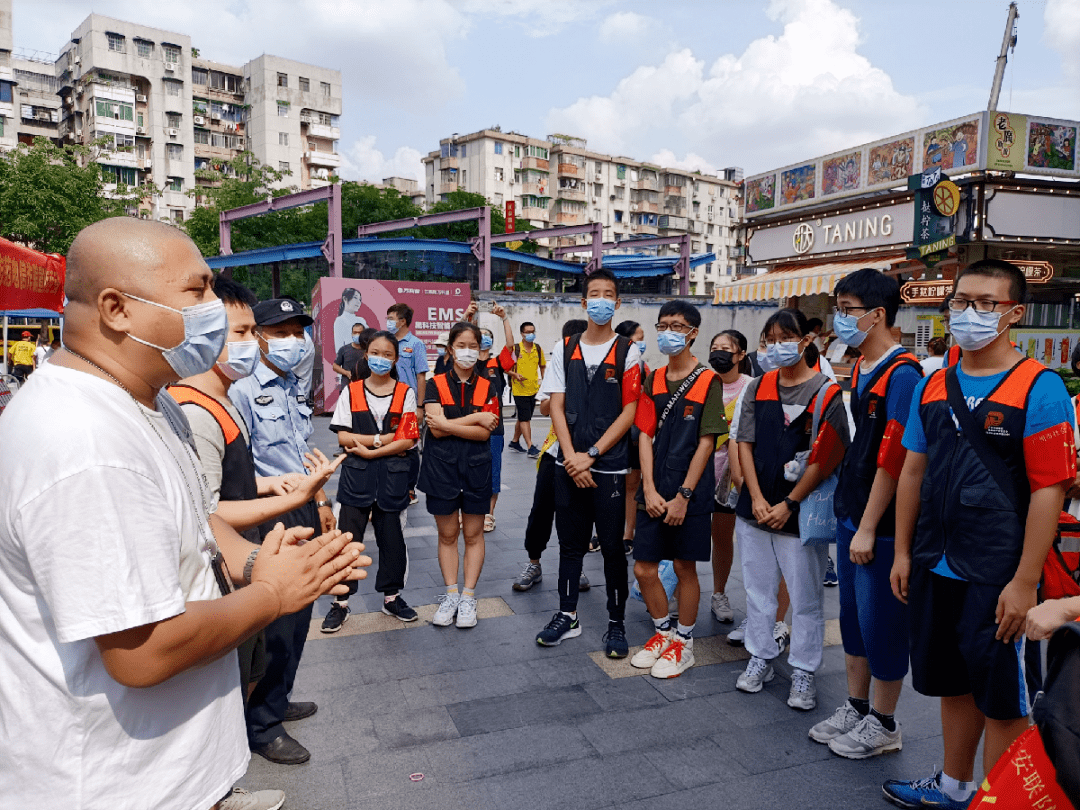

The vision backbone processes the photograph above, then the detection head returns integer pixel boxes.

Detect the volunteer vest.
[913,359,1046,584]
[167,384,261,543]
[560,333,632,473]
[338,380,416,511]
[735,370,843,535]
[417,371,494,499]
[639,366,719,515]
[834,350,922,534]
[481,354,507,436]
[945,344,962,367]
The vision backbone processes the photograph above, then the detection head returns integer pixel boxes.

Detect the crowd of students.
[2,214,1078,810]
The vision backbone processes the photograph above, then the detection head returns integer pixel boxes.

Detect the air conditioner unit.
[136,94,147,103]
[167,127,180,137]
[193,115,205,125]
[163,61,175,72]
[72,55,80,65]
[630,203,638,211]
[136,126,146,134]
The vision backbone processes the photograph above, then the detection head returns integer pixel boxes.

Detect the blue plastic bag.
[630,559,678,602]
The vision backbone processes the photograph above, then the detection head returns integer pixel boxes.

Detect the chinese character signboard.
[987,112,1027,171]
[900,279,954,304]
[0,236,65,312]
[505,200,516,234]
[907,170,956,263]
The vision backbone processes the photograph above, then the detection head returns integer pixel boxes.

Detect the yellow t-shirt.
[510,341,544,397]
[10,341,35,366]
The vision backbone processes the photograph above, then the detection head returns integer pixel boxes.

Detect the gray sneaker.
[809,701,863,744]
[432,592,460,626]
[219,787,286,810]
[711,592,734,622]
[456,594,478,628]
[727,617,748,646]
[828,713,902,759]
[512,561,542,591]
[787,668,816,711]
[736,655,774,692]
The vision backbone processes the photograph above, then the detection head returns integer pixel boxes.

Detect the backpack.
[1044,513,1080,601]
[1033,621,1080,808]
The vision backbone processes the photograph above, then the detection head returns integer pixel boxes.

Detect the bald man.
[0,218,369,810]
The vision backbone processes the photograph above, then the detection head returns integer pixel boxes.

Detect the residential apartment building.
[423,130,744,294]
[0,0,16,152]
[13,52,62,145]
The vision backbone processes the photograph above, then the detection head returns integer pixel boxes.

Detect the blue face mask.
[832,309,876,348]
[757,349,775,372]
[261,335,306,372]
[949,305,1015,351]
[480,335,494,350]
[122,293,229,379]
[657,330,687,356]
[216,339,260,381]
[765,341,804,368]
[524,333,535,343]
[436,346,446,357]
[585,297,616,326]
[635,340,647,354]
[386,318,399,333]
[367,354,394,376]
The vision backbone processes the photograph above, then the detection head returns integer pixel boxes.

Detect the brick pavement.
[237,415,947,810]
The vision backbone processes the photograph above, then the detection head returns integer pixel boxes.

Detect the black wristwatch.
[587,445,600,459]
[783,496,800,511]
[677,486,693,500]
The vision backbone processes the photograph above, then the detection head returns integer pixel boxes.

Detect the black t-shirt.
[335,343,366,380]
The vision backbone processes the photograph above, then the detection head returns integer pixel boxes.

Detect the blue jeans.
[489,434,504,494]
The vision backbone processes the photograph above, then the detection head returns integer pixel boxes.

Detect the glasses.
[834,305,869,317]
[655,323,695,333]
[947,298,1018,313]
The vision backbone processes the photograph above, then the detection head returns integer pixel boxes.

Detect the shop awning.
[713,254,906,304]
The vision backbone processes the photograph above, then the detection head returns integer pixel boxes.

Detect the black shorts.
[514,396,536,422]
[908,564,1030,720]
[713,502,735,514]
[426,492,490,517]
[237,629,267,695]
[633,510,712,562]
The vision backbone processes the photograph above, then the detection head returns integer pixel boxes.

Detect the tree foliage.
[0,137,148,254]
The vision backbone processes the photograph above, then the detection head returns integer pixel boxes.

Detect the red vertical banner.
[505,200,516,234]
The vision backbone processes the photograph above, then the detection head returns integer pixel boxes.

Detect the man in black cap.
[229,297,336,764]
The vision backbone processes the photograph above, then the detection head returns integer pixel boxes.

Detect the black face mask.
[709,350,735,374]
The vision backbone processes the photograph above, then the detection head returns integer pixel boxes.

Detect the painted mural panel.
[822,151,861,195]
[744,174,776,214]
[1027,121,1077,171]
[780,164,815,206]
[922,118,979,172]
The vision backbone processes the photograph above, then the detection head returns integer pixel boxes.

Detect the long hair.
[762,308,819,367]
[338,287,361,317]
[711,329,752,375]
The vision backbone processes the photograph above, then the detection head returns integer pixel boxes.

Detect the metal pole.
[477,206,491,291]
[988,2,1019,111]
[678,234,691,297]
[271,262,281,298]
[219,215,232,256]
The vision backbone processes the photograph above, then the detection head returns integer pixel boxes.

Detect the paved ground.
[238,415,947,810]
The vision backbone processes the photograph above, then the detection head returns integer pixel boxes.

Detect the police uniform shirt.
[229,361,313,477]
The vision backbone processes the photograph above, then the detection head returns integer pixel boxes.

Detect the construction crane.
[988,2,1019,111]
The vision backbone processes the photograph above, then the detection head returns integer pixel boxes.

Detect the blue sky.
[17,0,1080,182]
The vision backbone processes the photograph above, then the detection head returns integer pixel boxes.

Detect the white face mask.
[216,339,260,380]
[454,347,479,369]
[122,293,228,379]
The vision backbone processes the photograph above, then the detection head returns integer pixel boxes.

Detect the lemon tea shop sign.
[747,202,913,264]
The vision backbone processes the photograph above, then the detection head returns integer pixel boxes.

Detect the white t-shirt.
[33,345,48,366]
[921,355,946,375]
[540,335,641,474]
[0,363,248,810]
[331,381,417,432]
[180,395,251,510]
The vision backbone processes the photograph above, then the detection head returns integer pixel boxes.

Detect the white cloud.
[341,136,425,184]
[650,149,716,174]
[1045,0,1080,93]
[599,11,656,44]
[547,0,926,174]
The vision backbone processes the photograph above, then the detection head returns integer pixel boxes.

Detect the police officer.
[229,297,335,765]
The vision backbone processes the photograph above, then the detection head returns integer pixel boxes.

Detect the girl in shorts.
[418,321,501,628]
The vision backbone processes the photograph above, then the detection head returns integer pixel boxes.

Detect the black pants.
[340,502,408,596]
[247,500,319,746]
[524,453,557,561]
[554,466,627,620]
[12,364,31,382]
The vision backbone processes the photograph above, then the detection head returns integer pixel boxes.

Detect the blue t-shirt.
[394,332,430,394]
[904,364,1075,579]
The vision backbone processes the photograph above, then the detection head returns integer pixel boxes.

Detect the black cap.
[253,297,314,327]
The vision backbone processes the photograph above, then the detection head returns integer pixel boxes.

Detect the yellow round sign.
[933,180,961,217]
[505,241,523,250]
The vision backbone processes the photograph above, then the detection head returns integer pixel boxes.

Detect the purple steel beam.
[553,232,691,294]
[355,207,487,237]
[491,221,605,273]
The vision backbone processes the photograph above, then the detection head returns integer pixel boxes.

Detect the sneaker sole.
[536,626,582,646]
[881,786,923,809]
[456,618,477,628]
[606,647,629,659]
[727,637,745,647]
[431,614,456,627]
[736,670,774,693]
[829,739,902,760]
[651,662,693,679]
[512,578,541,591]
[712,611,735,623]
[320,615,349,634]
[382,606,419,622]
[787,697,817,711]
[823,581,838,587]
[808,727,849,744]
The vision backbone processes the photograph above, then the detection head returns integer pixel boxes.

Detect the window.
[614,210,623,223]
[171,209,184,223]
[107,33,125,53]
[460,144,467,158]
[298,77,309,92]
[514,145,520,158]
[168,176,183,192]
[317,111,336,126]
[163,44,180,64]
[101,165,138,186]
[495,192,503,205]
[136,111,144,128]
[136,39,153,58]
[279,161,290,172]
[194,128,209,144]
[167,143,183,160]
[616,164,626,180]
[320,81,331,97]
[594,208,601,220]
[276,72,288,88]
[615,186,625,199]
[277,101,288,117]
[526,145,548,160]
[166,112,182,128]
[191,67,207,85]
[111,133,135,150]
[0,81,13,103]
[95,99,134,121]
[521,195,549,210]
[494,142,503,155]
[164,80,182,97]
[278,132,289,146]
[494,167,504,182]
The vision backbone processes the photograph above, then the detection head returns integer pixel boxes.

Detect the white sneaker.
[650,636,694,679]
[727,617,748,646]
[220,787,286,810]
[773,620,790,653]
[456,594,478,628]
[787,668,816,710]
[736,655,774,692]
[432,592,460,626]
[630,629,673,669]
[711,592,734,622]
[809,701,863,744]
[828,714,903,759]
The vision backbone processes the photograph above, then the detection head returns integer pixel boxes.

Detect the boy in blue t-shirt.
[885,260,1076,810]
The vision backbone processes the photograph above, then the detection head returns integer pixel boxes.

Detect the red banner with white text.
[0,237,66,312]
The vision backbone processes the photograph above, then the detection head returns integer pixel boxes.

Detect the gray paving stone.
[705,680,799,728]
[237,759,348,810]
[447,684,603,736]
[399,660,546,710]
[373,705,461,748]
[640,737,750,789]
[341,745,436,802]
[710,717,836,774]
[577,696,724,755]
[417,723,599,782]
[647,660,746,701]
[348,781,498,810]
[583,676,669,711]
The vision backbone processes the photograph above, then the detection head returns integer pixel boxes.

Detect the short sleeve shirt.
[229,362,313,477]
[330,383,420,441]
[395,332,430,393]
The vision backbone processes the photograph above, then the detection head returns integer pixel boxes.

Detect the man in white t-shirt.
[0,217,368,810]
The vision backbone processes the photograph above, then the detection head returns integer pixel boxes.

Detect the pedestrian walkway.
[237,416,946,810]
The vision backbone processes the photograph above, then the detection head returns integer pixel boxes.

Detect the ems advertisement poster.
[310,278,472,414]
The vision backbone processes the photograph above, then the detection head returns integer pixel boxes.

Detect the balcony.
[664,185,686,196]
[632,201,658,215]
[635,222,658,235]
[99,150,139,169]
[658,215,688,231]
[520,181,550,197]
[441,156,458,170]
[557,187,586,202]
[522,156,549,171]
[304,150,341,168]
[519,206,549,221]
[557,162,580,177]
[633,177,659,191]
[306,122,340,140]
[555,211,585,225]
[439,181,458,195]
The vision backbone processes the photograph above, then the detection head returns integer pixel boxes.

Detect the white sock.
[653,615,672,632]
[561,610,577,620]
[940,773,974,801]
[676,622,695,642]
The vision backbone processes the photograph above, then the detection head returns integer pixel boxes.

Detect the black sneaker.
[624,538,634,556]
[579,573,591,591]
[321,602,349,633]
[527,445,540,458]
[824,556,838,587]
[603,622,629,658]
[382,595,418,622]
[508,440,526,453]
[588,536,601,553]
[536,612,581,646]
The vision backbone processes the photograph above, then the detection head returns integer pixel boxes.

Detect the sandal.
[484,514,496,533]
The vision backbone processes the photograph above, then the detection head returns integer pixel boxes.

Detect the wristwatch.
[677,486,693,500]
[315,499,333,509]
[243,548,259,585]
[587,445,600,459]
[373,434,383,448]
[783,496,800,511]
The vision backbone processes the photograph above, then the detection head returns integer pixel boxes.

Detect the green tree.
[421,189,538,252]
[0,137,149,254]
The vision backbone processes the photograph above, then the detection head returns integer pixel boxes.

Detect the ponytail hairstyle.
[762,308,819,367]
[447,320,482,368]
[614,320,640,340]
[720,329,752,375]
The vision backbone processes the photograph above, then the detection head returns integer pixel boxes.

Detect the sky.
[14,0,1080,184]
